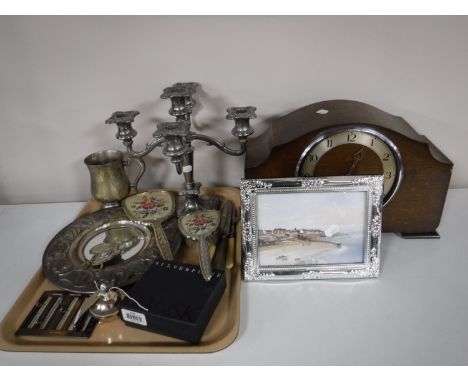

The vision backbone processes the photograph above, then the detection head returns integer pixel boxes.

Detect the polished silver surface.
[88,285,120,319]
[105,82,257,213]
[42,206,182,293]
[241,175,384,281]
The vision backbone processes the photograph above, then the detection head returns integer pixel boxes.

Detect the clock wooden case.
[244,100,453,237]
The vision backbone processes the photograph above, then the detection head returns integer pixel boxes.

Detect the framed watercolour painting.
[240,176,384,280]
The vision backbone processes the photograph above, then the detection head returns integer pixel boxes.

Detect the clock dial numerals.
[347,133,357,142]
[299,130,398,199]
[307,154,318,163]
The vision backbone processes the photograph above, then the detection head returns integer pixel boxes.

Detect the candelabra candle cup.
[84,150,143,208]
[105,111,139,143]
[161,83,198,119]
[226,106,257,139]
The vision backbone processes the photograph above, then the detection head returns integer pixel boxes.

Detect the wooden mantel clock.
[244,100,453,238]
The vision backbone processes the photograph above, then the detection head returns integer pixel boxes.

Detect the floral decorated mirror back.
[123,190,175,223]
[179,210,221,239]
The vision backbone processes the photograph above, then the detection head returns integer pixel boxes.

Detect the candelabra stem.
[178,150,201,213]
[182,149,195,187]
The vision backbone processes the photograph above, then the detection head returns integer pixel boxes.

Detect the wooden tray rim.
[0,187,241,353]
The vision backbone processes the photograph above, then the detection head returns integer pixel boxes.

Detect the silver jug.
[84,150,144,208]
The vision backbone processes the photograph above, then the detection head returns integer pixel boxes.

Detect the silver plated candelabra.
[105,82,257,214]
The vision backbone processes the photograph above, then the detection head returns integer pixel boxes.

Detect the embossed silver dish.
[42,206,181,293]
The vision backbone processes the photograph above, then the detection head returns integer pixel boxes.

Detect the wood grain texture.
[245,100,453,234]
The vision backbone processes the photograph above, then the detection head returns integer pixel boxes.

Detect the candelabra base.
[176,193,221,216]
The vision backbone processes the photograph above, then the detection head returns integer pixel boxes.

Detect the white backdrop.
[0,16,467,204]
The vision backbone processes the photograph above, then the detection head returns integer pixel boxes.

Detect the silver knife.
[27,295,52,329]
[39,296,63,330]
[56,296,80,331]
[225,206,240,269]
[69,292,100,330]
[212,200,234,270]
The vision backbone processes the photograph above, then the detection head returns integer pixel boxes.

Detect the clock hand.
[347,146,365,175]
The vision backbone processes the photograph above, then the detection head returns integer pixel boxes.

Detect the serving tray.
[0,187,241,353]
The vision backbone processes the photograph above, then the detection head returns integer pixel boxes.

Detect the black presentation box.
[118,260,226,344]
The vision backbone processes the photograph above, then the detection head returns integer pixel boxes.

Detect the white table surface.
[1,190,467,365]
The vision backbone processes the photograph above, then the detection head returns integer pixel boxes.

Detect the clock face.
[296,127,403,205]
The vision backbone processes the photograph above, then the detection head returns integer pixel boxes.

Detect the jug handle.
[124,156,145,194]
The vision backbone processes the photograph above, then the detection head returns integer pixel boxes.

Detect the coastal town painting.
[241,176,384,280]
[256,190,367,267]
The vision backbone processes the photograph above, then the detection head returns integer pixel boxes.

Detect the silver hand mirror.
[178,210,221,281]
[123,190,176,261]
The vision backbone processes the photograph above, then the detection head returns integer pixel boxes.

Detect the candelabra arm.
[123,137,166,158]
[190,133,247,156]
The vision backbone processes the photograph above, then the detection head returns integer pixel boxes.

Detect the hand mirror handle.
[151,220,173,261]
[198,235,213,281]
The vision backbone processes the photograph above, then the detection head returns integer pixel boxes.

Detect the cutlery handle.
[198,236,213,281]
[212,236,227,271]
[226,237,236,269]
[152,222,173,261]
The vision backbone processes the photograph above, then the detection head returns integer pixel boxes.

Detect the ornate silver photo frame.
[240,176,384,280]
